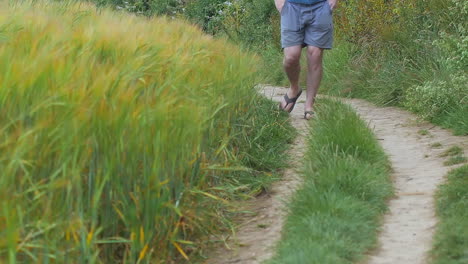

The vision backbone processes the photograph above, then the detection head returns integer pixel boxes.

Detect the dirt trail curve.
[208,86,468,264]
[345,98,467,264]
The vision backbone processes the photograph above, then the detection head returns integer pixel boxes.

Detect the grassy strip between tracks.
[431,165,468,264]
[268,99,393,264]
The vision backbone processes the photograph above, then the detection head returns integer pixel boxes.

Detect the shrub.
[184,0,226,33]
[404,74,467,121]
[91,0,184,16]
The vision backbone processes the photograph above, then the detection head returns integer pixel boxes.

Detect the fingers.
[277,2,284,12]
[275,0,284,12]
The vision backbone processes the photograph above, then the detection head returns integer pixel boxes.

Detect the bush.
[184,0,226,34]
[91,0,184,16]
[404,74,467,120]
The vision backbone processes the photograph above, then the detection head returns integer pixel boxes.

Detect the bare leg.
[305,46,324,119]
[280,45,302,111]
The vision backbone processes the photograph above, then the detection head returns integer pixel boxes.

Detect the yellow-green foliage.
[0,1,264,263]
[325,0,468,134]
[333,0,405,42]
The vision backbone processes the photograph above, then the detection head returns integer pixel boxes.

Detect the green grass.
[419,129,430,136]
[444,156,468,166]
[320,0,468,136]
[440,146,467,166]
[0,1,293,263]
[440,146,464,157]
[431,165,468,263]
[268,99,393,264]
[321,39,468,136]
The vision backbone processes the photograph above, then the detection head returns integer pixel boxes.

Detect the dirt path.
[206,86,309,264]
[344,98,468,264]
[208,87,467,264]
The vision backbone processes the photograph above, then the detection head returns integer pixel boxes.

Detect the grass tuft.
[440,146,464,157]
[419,129,430,136]
[444,156,468,166]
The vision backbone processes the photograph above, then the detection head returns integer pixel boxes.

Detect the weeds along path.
[343,98,468,264]
[207,86,308,264]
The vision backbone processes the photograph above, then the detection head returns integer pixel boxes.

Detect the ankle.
[304,106,314,112]
[289,86,300,95]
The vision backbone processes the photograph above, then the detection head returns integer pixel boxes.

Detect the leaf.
[138,244,149,262]
[172,241,189,260]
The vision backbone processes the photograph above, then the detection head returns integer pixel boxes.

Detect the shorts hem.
[281,42,307,49]
[304,39,333,50]
[282,42,333,50]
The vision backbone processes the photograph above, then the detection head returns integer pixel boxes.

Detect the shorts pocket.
[280,1,287,15]
[314,3,333,29]
[326,1,333,14]
[281,2,300,31]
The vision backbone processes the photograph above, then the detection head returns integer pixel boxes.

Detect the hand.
[328,0,337,10]
[275,0,286,12]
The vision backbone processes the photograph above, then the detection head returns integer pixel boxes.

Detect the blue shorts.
[280,0,334,49]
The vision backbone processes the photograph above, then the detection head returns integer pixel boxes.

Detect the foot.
[304,110,314,120]
[279,88,302,112]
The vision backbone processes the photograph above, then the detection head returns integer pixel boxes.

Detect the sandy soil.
[207,86,468,264]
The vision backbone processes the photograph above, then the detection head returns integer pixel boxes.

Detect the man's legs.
[304,45,323,119]
[280,45,302,112]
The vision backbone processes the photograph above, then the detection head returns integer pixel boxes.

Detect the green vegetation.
[90,0,286,84]
[419,129,430,136]
[93,0,467,135]
[0,1,293,263]
[440,146,464,157]
[431,142,443,149]
[444,156,467,166]
[432,165,468,263]
[268,99,393,264]
[322,0,468,135]
[2,0,465,262]
[440,146,466,166]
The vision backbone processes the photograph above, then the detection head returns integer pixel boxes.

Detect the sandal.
[304,111,314,120]
[279,90,302,113]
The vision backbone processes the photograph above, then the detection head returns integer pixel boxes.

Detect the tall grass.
[86,0,289,85]
[0,1,293,263]
[268,99,393,264]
